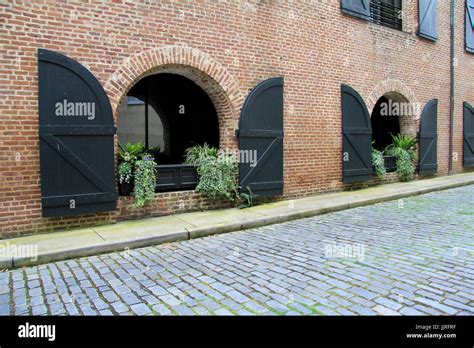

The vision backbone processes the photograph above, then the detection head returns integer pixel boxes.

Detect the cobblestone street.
[0,185,473,316]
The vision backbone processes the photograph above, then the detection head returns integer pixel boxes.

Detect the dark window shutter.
[464,102,474,167]
[418,0,439,41]
[38,49,117,217]
[341,0,371,21]
[237,77,284,197]
[418,99,438,175]
[341,85,373,183]
[466,0,474,53]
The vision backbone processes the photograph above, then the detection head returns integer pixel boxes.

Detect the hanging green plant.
[394,150,415,182]
[132,156,157,207]
[196,154,239,201]
[371,147,386,179]
[118,161,134,184]
[184,143,238,201]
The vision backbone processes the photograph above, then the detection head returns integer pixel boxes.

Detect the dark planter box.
[119,181,133,196]
[119,164,198,196]
[156,164,198,192]
[383,155,397,173]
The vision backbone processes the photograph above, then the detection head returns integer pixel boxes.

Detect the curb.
[3,177,473,270]
[0,258,12,269]
[186,203,351,240]
[8,231,188,269]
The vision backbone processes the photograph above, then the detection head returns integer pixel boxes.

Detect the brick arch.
[104,45,244,150]
[366,79,420,137]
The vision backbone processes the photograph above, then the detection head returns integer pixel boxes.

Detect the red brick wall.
[0,1,472,238]
[116,190,234,222]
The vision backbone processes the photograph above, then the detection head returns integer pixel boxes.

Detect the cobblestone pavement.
[1,185,473,316]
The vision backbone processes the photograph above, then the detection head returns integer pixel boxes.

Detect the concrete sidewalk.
[1,172,473,269]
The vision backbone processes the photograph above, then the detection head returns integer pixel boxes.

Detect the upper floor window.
[341,0,402,31]
[370,0,402,30]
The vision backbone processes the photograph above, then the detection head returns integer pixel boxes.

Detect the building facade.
[1,0,473,238]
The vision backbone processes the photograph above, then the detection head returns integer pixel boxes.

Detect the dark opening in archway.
[118,73,219,164]
[117,73,220,193]
[371,96,400,151]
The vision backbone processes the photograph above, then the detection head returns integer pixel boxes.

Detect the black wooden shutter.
[464,102,474,167]
[341,0,371,21]
[466,0,474,53]
[418,0,439,41]
[38,49,117,217]
[341,84,373,183]
[418,99,438,175]
[237,77,284,196]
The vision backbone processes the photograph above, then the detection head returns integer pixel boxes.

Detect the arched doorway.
[117,72,220,192]
[371,95,401,151]
[371,92,413,171]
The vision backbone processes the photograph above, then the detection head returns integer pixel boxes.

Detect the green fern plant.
[384,134,417,182]
[385,134,417,161]
[184,143,218,166]
[118,141,146,162]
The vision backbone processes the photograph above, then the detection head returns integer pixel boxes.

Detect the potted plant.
[118,142,145,195]
[117,141,158,206]
[384,134,417,182]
